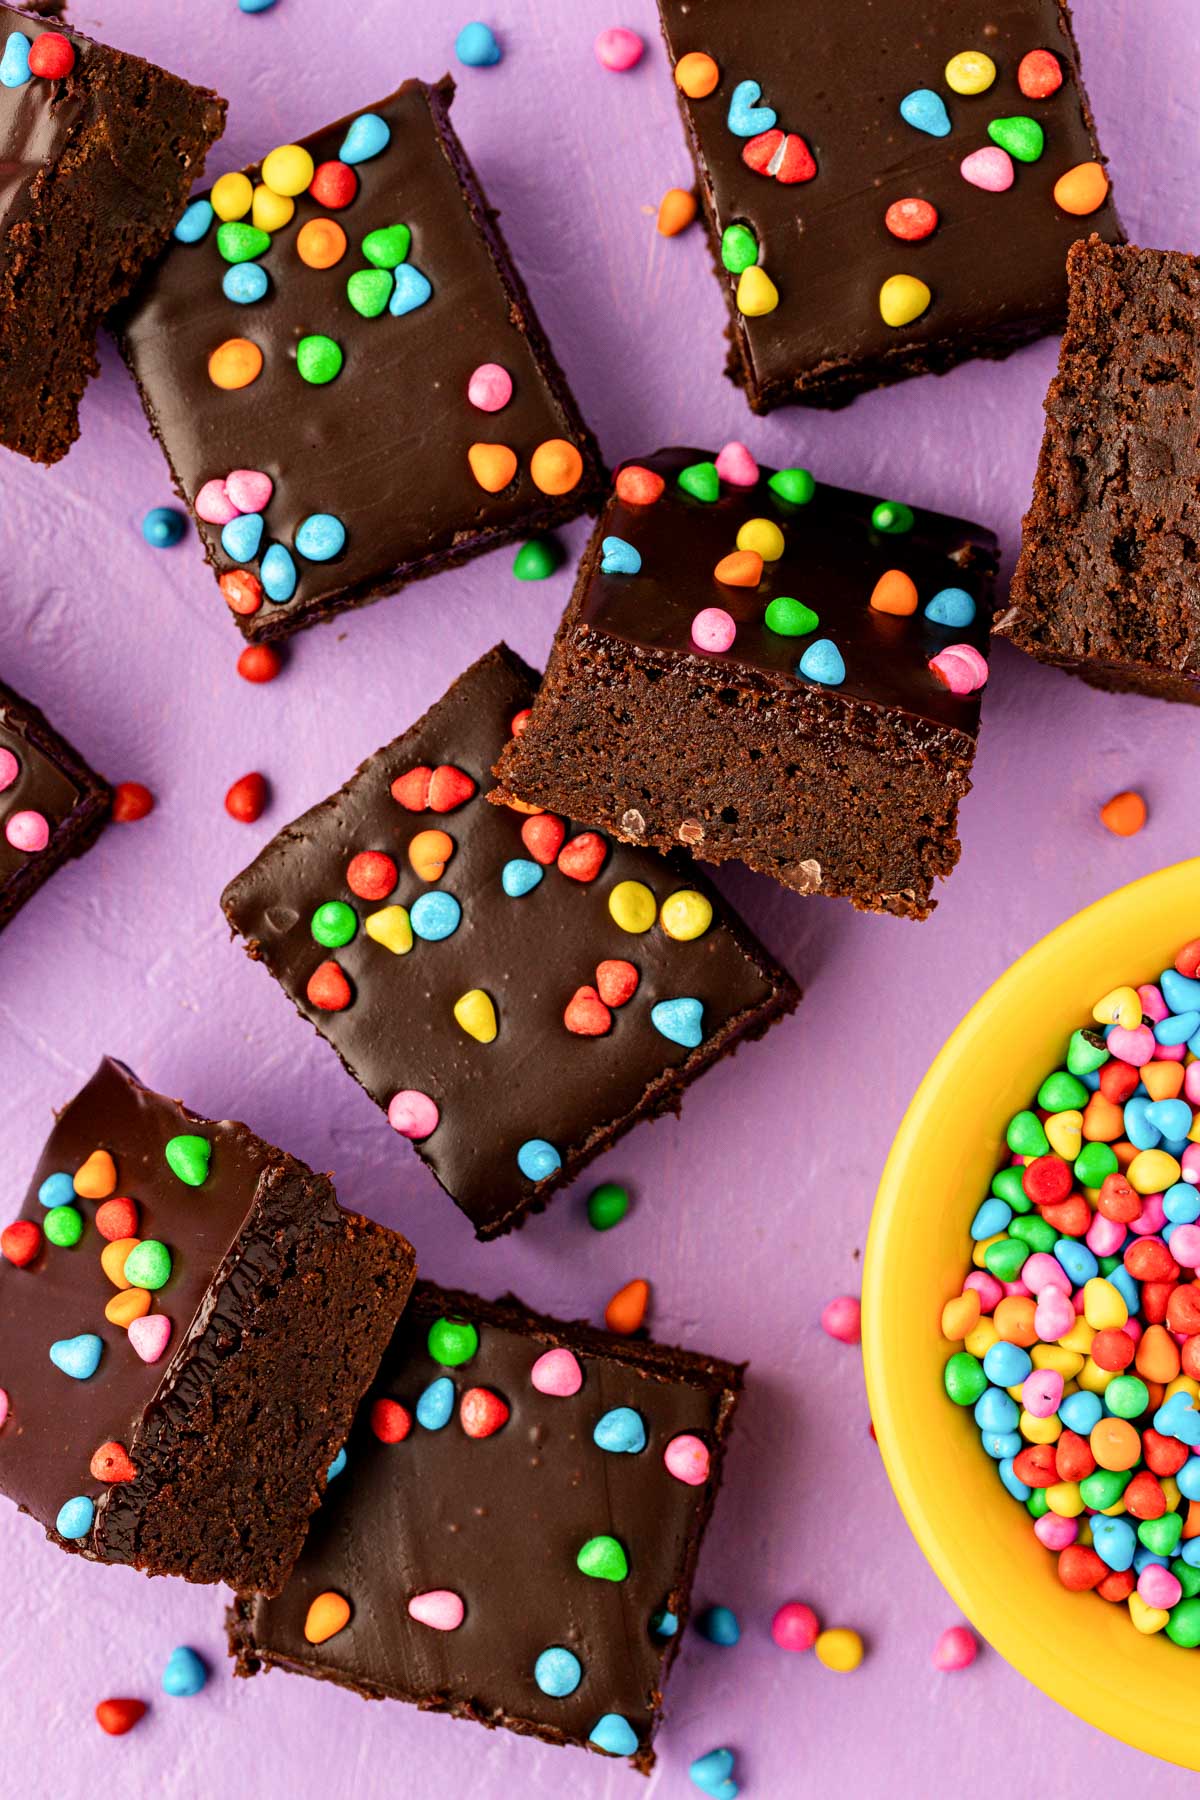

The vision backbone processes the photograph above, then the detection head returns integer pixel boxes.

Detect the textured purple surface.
[2,1,1199,1794]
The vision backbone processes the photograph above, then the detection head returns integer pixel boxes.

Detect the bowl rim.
[864,857,1200,1769]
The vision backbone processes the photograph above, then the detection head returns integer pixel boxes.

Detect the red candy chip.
[1057,1545,1106,1592]
[95,1198,138,1243]
[884,197,938,242]
[309,159,358,208]
[1018,48,1063,99]
[614,465,665,506]
[557,832,606,883]
[741,127,783,175]
[391,765,432,810]
[1054,1430,1093,1483]
[112,781,154,823]
[1,1219,41,1267]
[225,771,268,822]
[510,708,533,737]
[369,1397,413,1443]
[1096,1567,1135,1604]
[1090,1328,1135,1372]
[773,132,816,184]
[236,643,282,683]
[1124,1237,1179,1283]
[1013,1442,1057,1487]
[459,1386,510,1439]
[1167,1286,1200,1335]
[1099,1059,1139,1104]
[1096,1172,1140,1224]
[596,959,639,1008]
[521,812,566,865]
[1176,938,1200,978]
[1143,1428,1190,1476]
[28,32,75,78]
[1021,1154,1072,1206]
[220,570,263,616]
[1124,1470,1166,1520]
[428,765,477,812]
[306,961,352,1012]
[1040,1193,1090,1236]
[90,1441,136,1484]
[346,850,398,900]
[564,984,613,1037]
[1141,1280,1176,1326]
[96,1699,146,1737]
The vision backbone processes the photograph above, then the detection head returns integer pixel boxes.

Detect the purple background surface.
[2,2,1199,1794]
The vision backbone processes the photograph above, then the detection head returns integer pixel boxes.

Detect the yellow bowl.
[864,858,1200,1770]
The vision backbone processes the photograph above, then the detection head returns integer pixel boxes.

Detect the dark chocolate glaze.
[657,0,1122,409]
[580,449,998,741]
[221,646,798,1238]
[117,79,603,641]
[229,1285,742,1773]
[0,678,109,929]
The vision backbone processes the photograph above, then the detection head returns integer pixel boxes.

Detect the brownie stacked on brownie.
[0,679,110,931]
[0,3,224,462]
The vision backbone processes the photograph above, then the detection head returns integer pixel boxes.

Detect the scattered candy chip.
[408,1589,465,1630]
[304,1591,351,1644]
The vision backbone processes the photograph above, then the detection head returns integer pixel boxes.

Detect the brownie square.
[116,78,603,642]
[0,4,224,463]
[229,1283,741,1772]
[493,449,999,920]
[0,678,110,931]
[221,645,797,1238]
[0,1056,416,1593]
[656,0,1121,411]
[1000,237,1200,704]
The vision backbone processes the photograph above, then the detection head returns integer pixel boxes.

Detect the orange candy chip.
[408,829,454,882]
[713,550,762,588]
[615,464,665,506]
[73,1149,117,1200]
[101,1237,139,1291]
[105,1288,152,1328]
[674,51,719,98]
[220,571,264,616]
[1090,1415,1141,1472]
[869,569,919,616]
[208,337,263,390]
[1053,162,1109,216]
[605,1277,649,1336]
[1099,790,1147,837]
[530,438,583,497]
[468,442,518,493]
[657,187,697,237]
[296,218,347,269]
[304,1590,351,1645]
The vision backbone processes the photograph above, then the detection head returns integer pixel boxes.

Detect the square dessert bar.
[117,79,603,642]
[0,678,110,931]
[0,4,224,463]
[1000,237,1200,704]
[657,0,1121,411]
[229,1283,742,1772]
[492,449,999,921]
[0,1057,415,1593]
[221,645,797,1238]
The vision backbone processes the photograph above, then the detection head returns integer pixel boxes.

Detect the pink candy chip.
[530,1347,583,1396]
[663,1433,710,1485]
[195,478,238,525]
[1034,1513,1077,1551]
[691,607,737,653]
[1021,1368,1063,1418]
[960,146,1014,192]
[1108,1023,1155,1066]
[1185,1064,1200,1107]
[408,1589,464,1631]
[820,1294,862,1344]
[714,440,758,487]
[1139,1565,1183,1610]
[5,810,49,852]
[0,748,17,793]
[0,1388,8,1429]
[931,1625,977,1671]
[771,1601,819,1653]
[467,362,513,413]
[1183,1143,1200,1186]
[1086,1212,1126,1257]
[1171,1224,1200,1269]
[1033,1285,1074,1341]
[128,1314,172,1364]
[388,1090,439,1140]
[594,26,643,71]
[225,468,273,513]
[929,643,988,695]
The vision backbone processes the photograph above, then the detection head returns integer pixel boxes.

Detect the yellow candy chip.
[964,1318,998,1359]
[1020,1410,1062,1445]
[262,143,315,198]
[1162,1476,1182,1510]
[660,890,713,942]
[1045,1481,1084,1518]
[252,183,295,233]
[1083,1277,1127,1331]
[1030,1345,1084,1378]
[454,989,497,1044]
[814,1628,863,1672]
[940,1292,980,1341]
[1058,1317,1094,1354]
[879,274,931,328]
[1165,1374,1200,1404]
[1092,985,1142,1030]
[608,880,657,934]
[1128,1593,1169,1636]
[365,905,412,955]
[1077,1359,1114,1395]
[1075,1518,1093,1547]
[736,517,785,562]
[1045,1110,1082,1161]
[1190,1112,1200,1144]
[945,50,996,94]
[212,171,253,222]
[736,265,779,317]
[1128,1148,1181,1195]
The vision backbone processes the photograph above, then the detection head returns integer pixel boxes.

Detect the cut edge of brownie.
[226,1282,744,1773]
[0,678,111,929]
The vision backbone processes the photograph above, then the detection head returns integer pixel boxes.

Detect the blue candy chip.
[651,996,704,1049]
[295,513,347,562]
[533,1647,581,1697]
[997,1456,1030,1502]
[416,1375,455,1431]
[340,112,392,165]
[0,31,31,87]
[593,1407,647,1454]
[389,263,432,316]
[38,1171,76,1209]
[162,1646,207,1697]
[327,1447,347,1481]
[456,21,501,66]
[925,587,976,629]
[1092,1515,1136,1572]
[501,858,543,898]
[1162,967,1200,1012]
[142,506,186,549]
[1179,1456,1200,1502]
[517,1139,561,1182]
[1059,1390,1102,1435]
[223,262,269,305]
[726,78,776,138]
[55,1495,95,1541]
[238,0,278,11]
[600,535,641,575]
[261,543,298,603]
[650,1608,678,1640]
[900,88,951,136]
[49,1333,103,1381]
[589,1714,639,1758]
[797,638,846,686]
[1147,1098,1192,1139]
[410,890,462,941]
[691,1747,738,1800]
[221,513,264,563]
[697,1605,740,1647]
[174,199,214,244]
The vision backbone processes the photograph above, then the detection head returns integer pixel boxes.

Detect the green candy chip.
[1006,1110,1049,1158]
[1075,1141,1119,1187]
[513,538,562,581]
[720,223,758,273]
[576,1535,629,1582]
[165,1134,211,1187]
[943,1351,986,1407]
[428,1317,479,1367]
[217,221,271,264]
[1037,1069,1089,1112]
[346,269,393,317]
[764,596,818,637]
[1067,1027,1109,1076]
[362,223,411,269]
[586,1182,630,1231]
[988,115,1044,163]
[982,1236,1026,1282]
[312,901,357,948]
[768,468,815,506]
[1166,1598,1200,1648]
[123,1240,172,1291]
[297,334,343,385]
[43,1205,83,1248]
[677,461,720,503]
[871,500,914,535]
